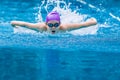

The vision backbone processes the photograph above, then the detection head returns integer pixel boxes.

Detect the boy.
[11,11,97,34]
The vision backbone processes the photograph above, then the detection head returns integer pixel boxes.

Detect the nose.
[52,26,56,29]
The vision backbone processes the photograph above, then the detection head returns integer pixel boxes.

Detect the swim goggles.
[47,23,60,27]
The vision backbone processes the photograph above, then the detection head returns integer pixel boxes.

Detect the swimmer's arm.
[10,21,45,31]
[63,18,97,30]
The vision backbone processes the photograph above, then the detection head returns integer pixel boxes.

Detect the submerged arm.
[63,18,97,30]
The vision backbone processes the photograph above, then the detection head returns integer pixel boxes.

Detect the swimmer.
[11,11,97,34]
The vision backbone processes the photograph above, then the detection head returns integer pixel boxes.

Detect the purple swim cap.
[46,11,60,23]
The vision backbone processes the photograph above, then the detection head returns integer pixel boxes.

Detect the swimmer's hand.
[11,21,17,27]
[86,18,97,25]
[10,21,26,28]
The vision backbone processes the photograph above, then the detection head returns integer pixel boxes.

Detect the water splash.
[109,13,120,22]
[36,0,88,23]
[78,0,120,25]
[14,0,98,36]
[36,0,98,35]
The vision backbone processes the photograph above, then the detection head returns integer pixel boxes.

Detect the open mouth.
[52,30,55,34]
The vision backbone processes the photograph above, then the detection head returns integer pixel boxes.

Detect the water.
[0,0,120,80]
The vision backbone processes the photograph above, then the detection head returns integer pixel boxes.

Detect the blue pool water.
[0,0,120,80]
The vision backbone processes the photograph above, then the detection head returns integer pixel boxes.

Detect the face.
[46,20,60,34]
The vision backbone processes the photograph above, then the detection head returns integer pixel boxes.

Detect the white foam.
[69,25,98,36]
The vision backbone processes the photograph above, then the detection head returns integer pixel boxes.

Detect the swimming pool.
[0,0,120,80]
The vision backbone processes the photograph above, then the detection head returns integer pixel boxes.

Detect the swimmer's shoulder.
[59,24,66,30]
[35,22,47,31]
[59,23,69,31]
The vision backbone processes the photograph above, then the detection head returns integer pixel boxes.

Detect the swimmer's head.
[46,11,60,23]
